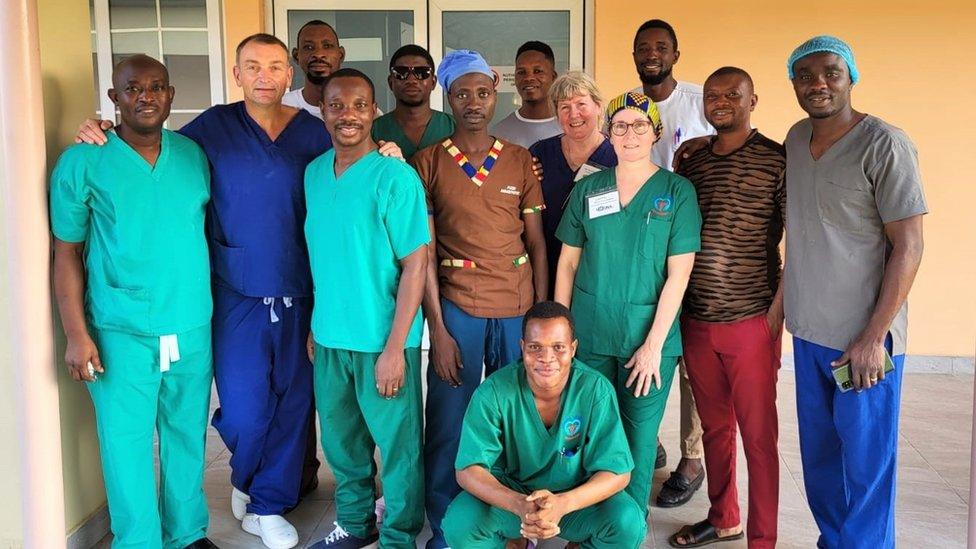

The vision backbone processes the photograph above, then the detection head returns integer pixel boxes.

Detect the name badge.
[574,162,605,182]
[587,189,621,219]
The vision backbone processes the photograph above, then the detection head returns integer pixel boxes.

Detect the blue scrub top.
[180,102,332,298]
[528,134,617,297]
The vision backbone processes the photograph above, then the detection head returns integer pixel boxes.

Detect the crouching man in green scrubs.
[50,55,216,549]
[443,301,646,548]
[304,68,429,548]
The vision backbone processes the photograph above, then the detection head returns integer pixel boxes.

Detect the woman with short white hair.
[528,70,617,297]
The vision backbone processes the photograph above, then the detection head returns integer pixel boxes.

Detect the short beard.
[709,120,736,132]
[306,72,327,86]
[398,95,426,108]
[638,66,673,86]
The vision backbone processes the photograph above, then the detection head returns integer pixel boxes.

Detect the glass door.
[273,0,428,113]
[428,0,583,123]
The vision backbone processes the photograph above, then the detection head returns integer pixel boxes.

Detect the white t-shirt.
[282,87,383,120]
[629,81,714,170]
[490,110,562,149]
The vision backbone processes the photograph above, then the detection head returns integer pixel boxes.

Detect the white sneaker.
[231,487,250,520]
[374,497,386,525]
[308,522,379,548]
[242,513,299,549]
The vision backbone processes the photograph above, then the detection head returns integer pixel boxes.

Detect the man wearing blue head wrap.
[410,48,549,549]
[784,36,927,549]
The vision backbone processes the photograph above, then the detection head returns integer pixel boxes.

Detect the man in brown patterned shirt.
[670,67,784,549]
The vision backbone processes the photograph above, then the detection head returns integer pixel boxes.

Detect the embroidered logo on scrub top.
[562,415,583,440]
[559,415,583,458]
[651,195,673,217]
[500,185,521,196]
[443,138,504,187]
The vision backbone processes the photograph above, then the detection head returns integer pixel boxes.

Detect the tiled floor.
[96,370,973,548]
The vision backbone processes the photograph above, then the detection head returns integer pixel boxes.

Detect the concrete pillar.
[0,0,67,546]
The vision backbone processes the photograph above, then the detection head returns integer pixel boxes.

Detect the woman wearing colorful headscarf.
[529,71,617,298]
[554,91,702,511]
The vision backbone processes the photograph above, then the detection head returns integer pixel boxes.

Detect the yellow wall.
[223,0,266,102]
[37,0,109,533]
[595,0,976,356]
[198,1,976,356]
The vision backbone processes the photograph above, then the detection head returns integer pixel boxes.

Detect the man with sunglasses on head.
[373,45,455,161]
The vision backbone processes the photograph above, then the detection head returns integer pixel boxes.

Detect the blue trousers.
[211,284,315,516]
[793,336,905,549]
[424,298,523,549]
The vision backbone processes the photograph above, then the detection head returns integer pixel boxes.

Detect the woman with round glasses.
[554,91,702,513]
[529,71,617,298]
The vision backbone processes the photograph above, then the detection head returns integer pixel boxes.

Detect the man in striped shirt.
[670,67,785,549]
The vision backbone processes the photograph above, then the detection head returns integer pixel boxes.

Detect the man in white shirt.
[628,18,714,510]
[491,41,562,148]
[283,19,382,119]
[630,19,714,170]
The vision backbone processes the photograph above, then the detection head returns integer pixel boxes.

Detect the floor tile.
[92,371,974,548]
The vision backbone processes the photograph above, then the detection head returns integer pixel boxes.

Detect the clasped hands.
[515,489,569,540]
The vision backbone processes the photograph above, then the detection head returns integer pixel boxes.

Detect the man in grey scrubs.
[784,36,926,549]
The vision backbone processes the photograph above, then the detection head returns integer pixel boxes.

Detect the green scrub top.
[556,169,701,358]
[455,359,634,494]
[304,149,430,353]
[371,110,455,161]
[49,130,212,337]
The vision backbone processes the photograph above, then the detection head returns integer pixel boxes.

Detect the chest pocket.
[639,218,672,261]
[816,180,874,234]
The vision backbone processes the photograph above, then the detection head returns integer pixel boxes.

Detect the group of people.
[52,15,925,549]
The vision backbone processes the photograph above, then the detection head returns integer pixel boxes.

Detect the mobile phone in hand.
[832,351,894,392]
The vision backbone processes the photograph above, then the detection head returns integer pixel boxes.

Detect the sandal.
[668,520,744,548]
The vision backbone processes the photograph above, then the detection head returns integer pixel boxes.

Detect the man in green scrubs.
[50,55,215,549]
[303,68,430,549]
[554,92,702,512]
[372,44,455,161]
[443,301,646,549]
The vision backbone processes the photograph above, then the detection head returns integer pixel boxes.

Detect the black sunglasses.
[391,65,433,80]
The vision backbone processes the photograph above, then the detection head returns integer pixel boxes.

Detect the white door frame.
[427,0,584,110]
[272,0,428,50]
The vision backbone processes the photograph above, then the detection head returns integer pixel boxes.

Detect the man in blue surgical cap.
[784,35,926,549]
[410,49,548,549]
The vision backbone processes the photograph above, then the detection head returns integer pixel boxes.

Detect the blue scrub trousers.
[793,336,904,549]
[424,297,523,549]
[211,284,315,516]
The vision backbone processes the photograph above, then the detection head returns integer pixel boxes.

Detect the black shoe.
[656,469,705,508]
[183,538,219,549]
[655,441,667,470]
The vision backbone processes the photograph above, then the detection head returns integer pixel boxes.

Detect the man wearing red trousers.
[669,66,784,548]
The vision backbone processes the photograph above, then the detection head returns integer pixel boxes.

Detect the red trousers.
[681,314,781,549]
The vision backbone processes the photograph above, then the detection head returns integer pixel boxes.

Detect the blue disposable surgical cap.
[787,35,859,84]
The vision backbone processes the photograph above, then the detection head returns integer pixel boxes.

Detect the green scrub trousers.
[88,323,213,549]
[313,345,424,548]
[443,490,646,548]
[577,351,679,511]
